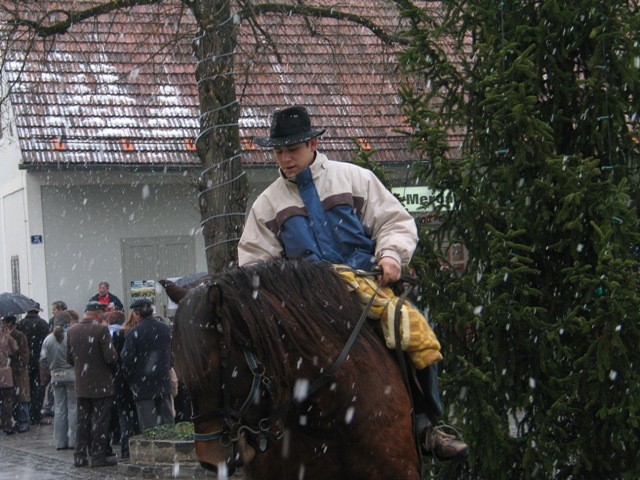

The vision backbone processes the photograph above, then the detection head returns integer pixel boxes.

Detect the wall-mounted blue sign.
[31,235,43,244]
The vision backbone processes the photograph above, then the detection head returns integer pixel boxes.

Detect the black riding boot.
[411,363,443,425]
[410,363,470,461]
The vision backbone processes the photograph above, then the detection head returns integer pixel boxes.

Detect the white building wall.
[0,115,32,297]
[25,174,47,306]
[1,181,29,295]
[37,171,206,314]
[1,155,207,315]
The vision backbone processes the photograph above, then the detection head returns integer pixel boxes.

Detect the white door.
[121,236,196,318]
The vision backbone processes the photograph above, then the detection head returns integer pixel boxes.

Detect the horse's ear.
[160,279,188,304]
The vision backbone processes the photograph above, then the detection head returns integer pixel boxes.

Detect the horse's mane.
[172,259,381,402]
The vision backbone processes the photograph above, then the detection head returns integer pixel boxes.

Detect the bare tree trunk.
[190,0,248,274]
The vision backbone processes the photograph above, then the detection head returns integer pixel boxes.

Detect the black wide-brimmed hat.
[254,105,326,148]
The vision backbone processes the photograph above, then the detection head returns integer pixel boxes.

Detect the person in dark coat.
[67,301,118,468]
[15,304,49,425]
[111,310,139,459]
[1,316,31,433]
[120,299,173,431]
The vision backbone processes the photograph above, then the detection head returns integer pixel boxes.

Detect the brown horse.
[162,259,419,480]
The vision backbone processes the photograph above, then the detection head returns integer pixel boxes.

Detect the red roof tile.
[2,0,416,168]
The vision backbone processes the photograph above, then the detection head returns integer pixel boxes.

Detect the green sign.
[391,186,446,213]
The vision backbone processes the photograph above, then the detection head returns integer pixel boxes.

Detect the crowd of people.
[0,283,188,469]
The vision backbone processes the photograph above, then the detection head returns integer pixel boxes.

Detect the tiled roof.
[1,0,415,168]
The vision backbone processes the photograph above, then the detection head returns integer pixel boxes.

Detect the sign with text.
[130,280,156,313]
[391,186,450,213]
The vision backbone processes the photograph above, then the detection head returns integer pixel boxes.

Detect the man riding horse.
[238,105,468,461]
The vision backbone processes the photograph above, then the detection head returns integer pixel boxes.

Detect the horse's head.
[161,278,271,475]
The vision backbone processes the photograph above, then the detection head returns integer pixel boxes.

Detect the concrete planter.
[129,437,199,466]
[118,436,213,478]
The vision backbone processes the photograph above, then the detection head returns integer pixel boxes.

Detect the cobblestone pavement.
[0,419,120,480]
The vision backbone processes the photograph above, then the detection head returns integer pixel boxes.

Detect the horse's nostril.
[199,461,217,472]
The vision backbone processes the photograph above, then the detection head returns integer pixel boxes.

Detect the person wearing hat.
[120,299,174,432]
[239,104,416,284]
[15,303,49,425]
[66,301,118,468]
[238,105,468,461]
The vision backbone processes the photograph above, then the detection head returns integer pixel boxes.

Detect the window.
[448,243,467,273]
[11,255,20,293]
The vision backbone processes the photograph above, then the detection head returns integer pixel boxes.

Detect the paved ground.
[0,418,121,480]
[1,418,245,479]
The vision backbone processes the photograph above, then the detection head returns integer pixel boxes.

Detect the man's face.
[98,284,109,296]
[51,305,60,316]
[273,138,317,179]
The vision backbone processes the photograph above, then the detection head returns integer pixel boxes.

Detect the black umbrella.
[0,292,39,317]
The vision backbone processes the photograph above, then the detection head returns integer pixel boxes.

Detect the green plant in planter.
[141,422,195,441]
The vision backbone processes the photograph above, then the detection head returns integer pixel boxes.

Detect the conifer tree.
[399,2,640,478]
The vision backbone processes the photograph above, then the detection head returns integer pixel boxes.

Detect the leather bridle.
[189,323,283,451]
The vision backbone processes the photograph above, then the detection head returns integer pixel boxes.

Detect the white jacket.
[238,152,418,269]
